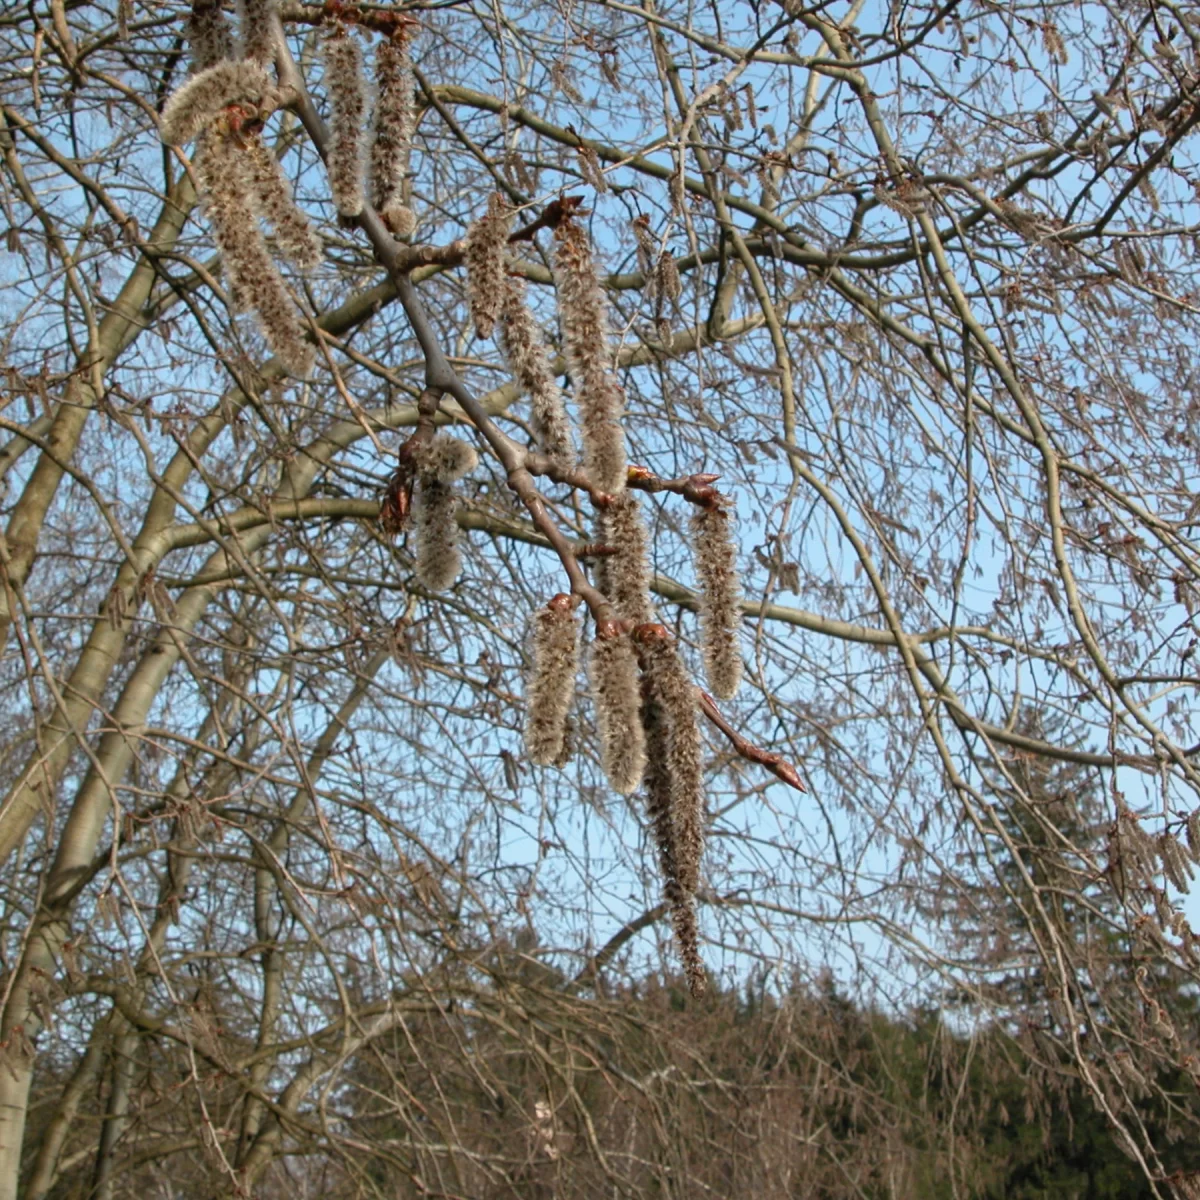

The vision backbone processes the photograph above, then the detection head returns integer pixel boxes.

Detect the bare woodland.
[2,0,1200,1195]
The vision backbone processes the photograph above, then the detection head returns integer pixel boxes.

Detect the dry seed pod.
[600,491,654,626]
[196,133,313,376]
[497,275,574,465]
[465,193,512,339]
[323,28,367,217]
[553,217,627,494]
[656,251,681,301]
[634,623,704,896]
[588,628,647,795]
[413,476,461,591]
[691,499,743,700]
[160,60,273,145]
[632,213,655,275]
[238,0,275,65]
[1187,808,1200,865]
[371,34,415,231]
[240,131,322,269]
[1160,833,1193,893]
[187,1,233,71]
[524,594,580,766]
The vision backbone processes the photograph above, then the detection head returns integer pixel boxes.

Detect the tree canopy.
[3,0,1200,1195]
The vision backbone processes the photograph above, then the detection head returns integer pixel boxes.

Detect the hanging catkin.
[524,595,580,766]
[588,629,647,795]
[323,27,367,217]
[371,32,416,236]
[690,499,743,700]
[634,623,704,897]
[186,1,233,71]
[412,478,461,591]
[639,645,706,997]
[465,193,512,339]
[409,434,475,592]
[240,132,322,270]
[497,275,574,465]
[237,0,275,66]
[599,491,654,626]
[553,217,627,495]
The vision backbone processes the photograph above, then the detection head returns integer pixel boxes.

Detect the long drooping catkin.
[524,595,580,765]
[599,492,654,625]
[371,34,416,236]
[588,630,647,795]
[238,0,275,65]
[187,1,233,70]
[497,276,574,465]
[196,133,314,376]
[553,218,626,494]
[409,435,474,591]
[160,60,273,145]
[413,477,461,591]
[634,623,704,896]
[241,131,322,269]
[323,28,367,217]
[640,655,705,997]
[465,193,512,339]
[691,500,743,700]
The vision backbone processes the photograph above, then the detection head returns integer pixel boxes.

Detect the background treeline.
[25,955,1200,1199]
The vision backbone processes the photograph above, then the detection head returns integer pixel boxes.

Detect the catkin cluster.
[524,595,580,766]
[634,623,706,995]
[410,435,477,591]
[164,2,324,375]
[465,193,513,339]
[323,27,367,217]
[371,33,417,236]
[497,276,574,465]
[691,500,743,700]
[553,218,627,495]
[588,628,647,795]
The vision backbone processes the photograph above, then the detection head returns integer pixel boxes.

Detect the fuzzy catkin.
[641,664,705,997]
[371,35,415,233]
[241,131,322,269]
[411,434,477,484]
[498,276,574,465]
[196,133,314,376]
[524,596,580,766]
[323,29,367,217]
[428,435,477,484]
[553,218,626,494]
[238,0,275,65]
[187,1,233,71]
[600,492,655,625]
[635,624,704,896]
[691,500,743,700]
[160,59,272,145]
[588,631,647,795]
[465,193,512,339]
[413,476,461,591]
